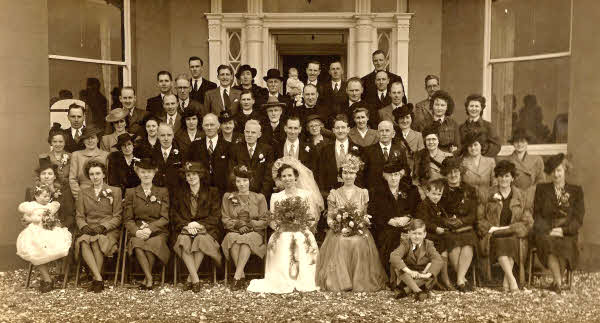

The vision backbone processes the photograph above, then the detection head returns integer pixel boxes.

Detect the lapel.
[135,185,147,201]
[250,143,261,166]
[405,130,417,145]
[214,88,225,111]
[182,187,193,217]
[511,152,535,177]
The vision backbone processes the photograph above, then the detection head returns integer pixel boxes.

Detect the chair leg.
[25,263,33,288]
[173,256,178,287]
[518,241,525,286]
[161,264,165,286]
[528,249,533,286]
[213,261,217,284]
[61,254,71,289]
[484,257,492,282]
[224,258,229,285]
[74,256,82,287]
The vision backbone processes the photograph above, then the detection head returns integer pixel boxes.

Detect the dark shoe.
[182,282,193,291]
[415,291,430,302]
[550,283,562,295]
[457,283,468,293]
[394,288,409,299]
[192,282,202,293]
[231,279,242,291]
[39,281,53,293]
[465,281,475,292]
[92,280,104,293]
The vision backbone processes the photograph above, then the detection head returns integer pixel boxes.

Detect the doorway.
[281,55,342,83]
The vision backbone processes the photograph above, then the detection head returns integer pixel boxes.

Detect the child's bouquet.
[328,201,371,237]
[41,209,62,230]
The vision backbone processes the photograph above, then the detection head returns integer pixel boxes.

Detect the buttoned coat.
[69,148,109,199]
[186,136,233,194]
[315,140,362,196]
[75,184,122,232]
[190,78,217,104]
[273,139,316,172]
[462,156,496,203]
[348,128,379,147]
[204,87,241,115]
[361,142,408,190]
[123,185,169,235]
[229,141,274,199]
[170,184,223,242]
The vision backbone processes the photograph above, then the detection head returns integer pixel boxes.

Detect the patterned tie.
[288,143,295,158]
[168,116,174,127]
[383,147,389,161]
[208,138,214,155]
[74,129,81,143]
[163,151,168,162]
[223,89,231,111]
[248,145,254,158]
[193,79,198,92]
[180,101,185,110]
[333,83,339,93]
[380,92,385,102]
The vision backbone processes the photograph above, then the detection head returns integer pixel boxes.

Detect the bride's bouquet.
[270,196,313,233]
[328,201,372,237]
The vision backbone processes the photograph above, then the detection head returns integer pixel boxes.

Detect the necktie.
[383,147,389,161]
[208,138,214,155]
[168,116,174,127]
[74,129,81,142]
[180,101,185,110]
[248,146,254,158]
[163,151,168,162]
[380,92,385,101]
[288,143,295,157]
[339,143,346,158]
[193,79,198,92]
[333,83,339,93]
[223,89,231,110]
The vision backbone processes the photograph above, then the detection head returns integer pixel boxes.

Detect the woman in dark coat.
[107,133,141,192]
[533,153,584,294]
[123,158,170,290]
[134,114,161,158]
[458,94,501,157]
[477,160,533,292]
[439,157,479,292]
[171,161,223,292]
[368,161,420,276]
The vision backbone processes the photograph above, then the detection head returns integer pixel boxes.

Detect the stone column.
[206,13,223,82]
[354,14,375,78]
[392,14,411,95]
[244,15,264,83]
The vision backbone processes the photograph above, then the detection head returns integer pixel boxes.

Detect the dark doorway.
[282,55,342,83]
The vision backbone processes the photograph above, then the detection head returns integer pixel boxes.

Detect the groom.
[273,115,316,172]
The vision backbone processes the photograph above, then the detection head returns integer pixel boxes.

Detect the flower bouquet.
[328,201,371,237]
[41,209,62,230]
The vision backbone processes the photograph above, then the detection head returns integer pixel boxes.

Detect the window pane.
[491,57,569,145]
[49,60,122,130]
[48,0,124,61]
[491,0,570,59]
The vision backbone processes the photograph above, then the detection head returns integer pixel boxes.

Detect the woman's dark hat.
[236,64,257,79]
[36,156,58,173]
[218,110,234,123]
[508,128,533,144]
[263,68,284,82]
[392,103,414,120]
[79,127,103,141]
[305,114,323,124]
[179,161,207,174]
[261,96,286,110]
[494,160,516,177]
[544,153,566,174]
[233,165,253,179]
[105,108,128,123]
[382,161,405,174]
[462,131,483,150]
[181,108,200,121]
[112,133,137,150]
[134,157,157,170]
[440,157,462,176]
[421,123,439,139]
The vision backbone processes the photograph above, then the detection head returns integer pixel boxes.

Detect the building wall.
[0,0,50,268]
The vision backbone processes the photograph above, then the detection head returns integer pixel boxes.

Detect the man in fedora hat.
[145,71,173,117]
[254,68,292,117]
[174,74,207,118]
[204,65,241,115]
[259,96,287,147]
[189,56,217,104]
[233,64,268,101]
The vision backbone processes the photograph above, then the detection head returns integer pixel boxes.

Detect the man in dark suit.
[338,77,379,129]
[120,86,147,137]
[151,124,183,195]
[362,120,408,191]
[259,97,287,147]
[157,93,182,134]
[145,71,173,117]
[379,81,408,129]
[361,49,406,103]
[233,90,266,134]
[319,61,347,127]
[274,116,316,171]
[304,61,325,95]
[174,74,207,118]
[186,113,231,194]
[316,114,362,198]
[229,119,274,199]
[254,69,293,119]
[294,84,330,127]
[204,65,241,115]
[189,56,217,104]
[365,70,392,110]
[63,103,87,153]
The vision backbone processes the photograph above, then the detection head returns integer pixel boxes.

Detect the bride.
[247,158,323,293]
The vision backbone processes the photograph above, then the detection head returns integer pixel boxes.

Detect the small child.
[390,219,443,301]
[16,184,72,293]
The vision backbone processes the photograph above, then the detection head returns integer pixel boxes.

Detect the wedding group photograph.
[1,0,600,322]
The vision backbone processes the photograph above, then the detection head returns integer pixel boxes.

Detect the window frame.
[482,0,572,156]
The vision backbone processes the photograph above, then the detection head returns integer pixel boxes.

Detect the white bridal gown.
[247,188,320,294]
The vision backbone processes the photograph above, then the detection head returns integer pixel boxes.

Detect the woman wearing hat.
[219,110,243,144]
[221,165,269,290]
[40,123,72,183]
[69,127,109,199]
[107,133,141,192]
[368,161,420,276]
[461,132,496,203]
[100,108,130,152]
[414,123,453,199]
[458,94,501,157]
[438,157,479,292]
[304,114,331,155]
[427,90,461,154]
[233,64,268,101]
[392,104,424,174]
[171,162,223,292]
[123,158,170,290]
[533,154,584,294]
[75,159,122,293]
[134,114,161,158]
[234,90,266,134]
[477,160,532,292]
[175,108,203,157]
[348,106,379,147]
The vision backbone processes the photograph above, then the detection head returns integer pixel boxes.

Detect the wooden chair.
[223,228,268,284]
[527,247,573,289]
[25,233,77,289]
[482,237,527,286]
[74,229,125,287]
[172,245,217,286]
[120,229,166,287]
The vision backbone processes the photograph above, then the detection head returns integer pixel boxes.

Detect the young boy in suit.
[390,218,443,301]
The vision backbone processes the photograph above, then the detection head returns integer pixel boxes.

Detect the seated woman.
[134,114,161,158]
[413,124,453,199]
[477,160,532,292]
[461,132,496,203]
[221,166,269,290]
[74,160,122,293]
[426,90,461,154]
[69,127,109,199]
[107,133,141,192]
[171,162,222,293]
[368,161,420,275]
[316,154,388,292]
[40,123,71,183]
[458,94,501,157]
[439,157,479,292]
[392,104,424,174]
[533,154,584,294]
[219,111,243,144]
[348,107,378,147]
[123,158,170,290]
[100,108,130,152]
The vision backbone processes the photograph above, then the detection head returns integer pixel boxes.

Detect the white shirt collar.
[392,102,403,109]
[220,86,231,96]
[434,116,445,123]
[335,139,349,154]
[167,112,178,121]
[412,242,421,251]
[308,79,318,86]
[378,90,387,97]
[71,127,83,137]
[206,135,218,147]
[401,129,410,138]
[271,121,279,128]
[286,138,299,148]
[469,116,481,122]
[357,128,368,138]
[247,142,257,150]
[192,77,202,86]
[349,99,360,107]
[179,98,190,107]
[331,80,341,89]
[161,145,172,155]
[379,141,392,150]
[160,93,165,99]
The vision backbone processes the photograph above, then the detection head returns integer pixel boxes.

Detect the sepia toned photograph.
[1,0,598,321]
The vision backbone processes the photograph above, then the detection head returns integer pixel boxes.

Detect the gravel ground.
[1,269,599,322]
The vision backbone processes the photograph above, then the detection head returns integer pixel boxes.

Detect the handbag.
[491,228,514,238]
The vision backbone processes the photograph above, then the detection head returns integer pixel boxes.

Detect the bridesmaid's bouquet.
[329,202,372,237]
[41,209,62,230]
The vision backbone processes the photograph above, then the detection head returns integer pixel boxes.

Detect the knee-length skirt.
[174,234,222,266]
[221,231,266,259]
[127,232,170,264]
[75,229,120,258]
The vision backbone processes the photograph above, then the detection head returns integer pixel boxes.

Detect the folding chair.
[527,247,573,290]
[223,228,268,284]
[173,245,217,286]
[120,229,166,287]
[74,229,125,287]
[482,237,527,286]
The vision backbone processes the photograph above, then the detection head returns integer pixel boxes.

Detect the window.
[484,0,571,152]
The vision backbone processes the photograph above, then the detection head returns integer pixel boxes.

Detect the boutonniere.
[436,211,441,216]
[60,154,69,166]
[194,137,201,141]
[53,188,62,200]
[233,98,239,102]
[221,155,226,159]
[352,146,359,151]
[132,157,141,163]
[172,149,179,155]
[305,146,310,152]
[149,195,161,204]
[492,193,503,203]
[99,188,114,204]
[258,153,264,159]
[228,194,239,205]
[398,191,408,199]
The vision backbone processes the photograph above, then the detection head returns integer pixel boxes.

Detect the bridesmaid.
[171,162,223,292]
[100,108,130,152]
[221,166,269,290]
[40,123,71,183]
[123,158,170,290]
[74,160,122,293]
